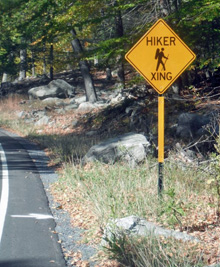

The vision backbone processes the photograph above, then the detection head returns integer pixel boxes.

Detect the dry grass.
[103,233,204,267]
[0,95,37,136]
[0,93,220,266]
[0,94,25,112]
[51,159,220,265]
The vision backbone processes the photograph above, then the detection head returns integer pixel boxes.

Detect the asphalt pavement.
[0,130,66,267]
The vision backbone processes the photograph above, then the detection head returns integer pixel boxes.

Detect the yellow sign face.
[125,19,196,94]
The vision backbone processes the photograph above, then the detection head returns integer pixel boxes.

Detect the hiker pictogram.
[155,48,168,71]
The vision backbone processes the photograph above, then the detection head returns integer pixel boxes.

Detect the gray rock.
[69,98,76,104]
[49,79,75,97]
[125,107,133,115]
[38,74,50,83]
[110,93,125,104]
[17,111,26,118]
[24,118,35,124]
[72,120,79,127]
[77,102,96,113]
[56,108,65,115]
[64,103,79,111]
[28,79,75,100]
[102,215,199,246]
[176,112,211,139]
[42,97,64,106]
[75,96,87,104]
[171,82,180,95]
[28,85,49,100]
[83,132,150,166]
[85,131,98,136]
[111,69,117,77]
[32,110,46,118]
[94,102,107,109]
[96,99,106,104]
[204,264,220,267]
[35,115,50,126]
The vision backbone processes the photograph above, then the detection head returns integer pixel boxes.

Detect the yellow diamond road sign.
[125,19,196,94]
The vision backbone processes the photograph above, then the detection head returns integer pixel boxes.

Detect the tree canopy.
[0,0,219,81]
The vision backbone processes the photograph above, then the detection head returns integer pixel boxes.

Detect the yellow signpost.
[125,19,196,194]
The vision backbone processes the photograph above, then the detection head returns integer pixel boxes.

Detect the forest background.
[0,0,219,98]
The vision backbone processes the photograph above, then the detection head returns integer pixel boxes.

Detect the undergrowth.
[103,233,204,267]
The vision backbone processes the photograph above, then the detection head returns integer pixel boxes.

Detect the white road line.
[11,213,53,220]
[0,143,9,245]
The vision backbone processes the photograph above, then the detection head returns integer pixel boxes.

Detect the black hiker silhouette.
[155,48,168,71]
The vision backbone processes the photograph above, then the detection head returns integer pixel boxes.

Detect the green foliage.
[170,0,220,69]
[159,188,185,227]
[0,0,219,78]
[126,74,145,87]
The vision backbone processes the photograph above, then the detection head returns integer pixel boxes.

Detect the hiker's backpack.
[155,48,160,60]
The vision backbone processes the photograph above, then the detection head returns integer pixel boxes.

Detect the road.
[0,130,66,267]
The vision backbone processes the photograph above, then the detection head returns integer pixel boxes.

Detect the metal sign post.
[158,95,164,195]
[125,19,196,196]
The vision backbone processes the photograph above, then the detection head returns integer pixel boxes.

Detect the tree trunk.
[159,0,170,16]
[113,0,125,90]
[19,49,26,80]
[173,0,181,11]
[31,49,36,77]
[43,42,47,75]
[66,51,72,70]
[70,28,97,103]
[106,68,112,81]
[94,56,99,67]
[2,73,8,83]
[49,44,54,80]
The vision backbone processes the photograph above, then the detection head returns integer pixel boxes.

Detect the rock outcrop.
[28,79,75,100]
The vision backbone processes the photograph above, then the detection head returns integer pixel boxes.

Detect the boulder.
[110,93,125,104]
[49,79,75,97]
[35,115,50,126]
[75,95,87,104]
[42,97,64,106]
[85,131,98,136]
[83,132,151,166]
[71,119,79,127]
[77,102,96,113]
[28,79,75,100]
[102,215,199,246]
[176,112,211,139]
[17,111,26,119]
[64,103,79,111]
